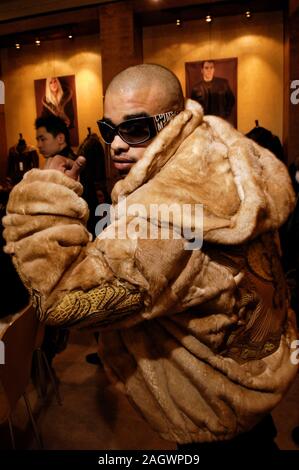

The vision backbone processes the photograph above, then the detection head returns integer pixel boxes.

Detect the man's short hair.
[35,115,70,146]
[201,60,215,69]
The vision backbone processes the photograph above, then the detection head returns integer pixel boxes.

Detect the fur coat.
[3,100,298,444]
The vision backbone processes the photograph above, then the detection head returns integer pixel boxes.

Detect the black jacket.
[7,143,39,185]
[191,76,235,119]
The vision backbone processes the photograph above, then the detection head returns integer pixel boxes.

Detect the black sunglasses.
[97,111,179,145]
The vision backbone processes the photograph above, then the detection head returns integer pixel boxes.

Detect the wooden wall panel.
[99,1,143,93]
[286,0,299,163]
[0,57,7,180]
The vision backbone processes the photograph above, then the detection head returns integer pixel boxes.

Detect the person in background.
[191,60,235,123]
[35,114,76,167]
[3,64,298,452]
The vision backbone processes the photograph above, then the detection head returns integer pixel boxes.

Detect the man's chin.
[113,161,134,173]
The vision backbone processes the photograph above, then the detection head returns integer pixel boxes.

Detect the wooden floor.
[0,329,298,451]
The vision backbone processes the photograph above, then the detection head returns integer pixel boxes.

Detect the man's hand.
[45,155,86,181]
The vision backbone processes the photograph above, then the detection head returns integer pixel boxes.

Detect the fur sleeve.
[3,169,147,328]
[3,169,90,297]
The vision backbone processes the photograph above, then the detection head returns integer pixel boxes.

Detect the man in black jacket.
[35,115,76,166]
[191,60,235,122]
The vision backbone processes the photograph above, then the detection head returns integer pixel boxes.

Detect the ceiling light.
[15,43,20,49]
[176,19,181,26]
[35,38,41,46]
[245,10,251,19]
[68,34,73,39]
[205,15,212,23]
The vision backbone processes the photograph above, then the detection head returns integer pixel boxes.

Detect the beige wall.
[0,9,284,173]
[1,34,103,166]
[143,11,284,139]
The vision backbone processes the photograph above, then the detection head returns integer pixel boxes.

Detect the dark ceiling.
[136,0,286,26]
[0,0,287,49]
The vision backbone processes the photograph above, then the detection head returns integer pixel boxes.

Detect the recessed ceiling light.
[205,15,212,23]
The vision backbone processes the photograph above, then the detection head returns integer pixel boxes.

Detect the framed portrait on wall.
[34,75,79,146]
[185,58,237,128]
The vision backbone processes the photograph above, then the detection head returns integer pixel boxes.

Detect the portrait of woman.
[42,77,74,128]
[35,75,79,146]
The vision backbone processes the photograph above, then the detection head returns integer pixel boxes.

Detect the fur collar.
[109,100,295,245]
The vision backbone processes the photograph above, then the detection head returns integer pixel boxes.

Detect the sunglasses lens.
[98,121,115,144]
[98,117,157,144]
[118,120,151,144]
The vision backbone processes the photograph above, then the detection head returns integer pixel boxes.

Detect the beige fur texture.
[3,100,298,443]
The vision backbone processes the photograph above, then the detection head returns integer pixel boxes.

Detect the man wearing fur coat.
[3,64,298,451]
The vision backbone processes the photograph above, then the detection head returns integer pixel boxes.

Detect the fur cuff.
[6,169,89,223]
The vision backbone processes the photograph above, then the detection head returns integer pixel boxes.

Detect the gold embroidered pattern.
[221,234,287,363]
[206,234,287,363]
[44,280,144,329]
[247,239,274,282]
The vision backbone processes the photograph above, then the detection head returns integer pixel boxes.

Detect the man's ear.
[57,133,66,145]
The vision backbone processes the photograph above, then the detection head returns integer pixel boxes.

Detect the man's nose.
[110,134,130,153]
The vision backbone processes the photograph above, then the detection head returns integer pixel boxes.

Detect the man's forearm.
[37,280,144,330]
[3,168,147,330]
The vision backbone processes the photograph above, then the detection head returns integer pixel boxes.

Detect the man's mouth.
[112,157,135,171]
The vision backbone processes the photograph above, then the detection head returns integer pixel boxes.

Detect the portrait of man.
[185,58,237,127]
[34,75,79,146]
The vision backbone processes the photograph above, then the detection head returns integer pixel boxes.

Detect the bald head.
[106,63,184,113]
[103,64,185,174]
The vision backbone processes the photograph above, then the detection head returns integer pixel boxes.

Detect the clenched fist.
[45,155,86,181]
